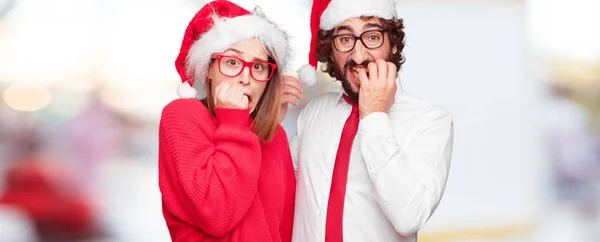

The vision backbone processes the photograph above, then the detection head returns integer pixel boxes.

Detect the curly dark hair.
[316,16,406,78]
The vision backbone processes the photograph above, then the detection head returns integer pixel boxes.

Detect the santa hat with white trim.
[175,0,291,99]
[298,0,398,86]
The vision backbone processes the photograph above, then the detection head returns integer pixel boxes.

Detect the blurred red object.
[0,158,101,240]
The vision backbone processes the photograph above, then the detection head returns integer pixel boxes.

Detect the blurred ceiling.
[0,0,17,20]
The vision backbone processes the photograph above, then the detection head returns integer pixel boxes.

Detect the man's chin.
[341,78,359,102]
[345,75,361,90]
[334,69,360,102]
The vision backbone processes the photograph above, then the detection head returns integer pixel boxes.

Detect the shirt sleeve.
[358,110,454,236]
[290,134,300,174]
[290,105,309,175]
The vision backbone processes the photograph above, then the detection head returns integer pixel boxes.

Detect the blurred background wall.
[0,0,598,241]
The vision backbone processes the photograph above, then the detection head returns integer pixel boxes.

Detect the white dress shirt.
[290,85,454,242]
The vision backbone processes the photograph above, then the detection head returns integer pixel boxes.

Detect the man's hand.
[357,59,397,118]
[278,75,304,123]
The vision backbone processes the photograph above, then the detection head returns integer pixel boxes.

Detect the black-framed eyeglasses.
[331,29,387,52]
[211,54,277,82]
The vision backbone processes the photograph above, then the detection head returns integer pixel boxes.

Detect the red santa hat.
[298,0,398,86]
[175,0,290,98]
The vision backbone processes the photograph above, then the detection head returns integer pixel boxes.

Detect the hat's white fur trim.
[320,0,398,30]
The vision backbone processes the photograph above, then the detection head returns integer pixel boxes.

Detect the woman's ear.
[206,68,212,81]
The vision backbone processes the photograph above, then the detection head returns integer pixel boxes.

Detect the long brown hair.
[203,51,282,143]
[316,16,406,77]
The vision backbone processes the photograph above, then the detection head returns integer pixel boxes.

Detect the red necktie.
[325,94,360,242]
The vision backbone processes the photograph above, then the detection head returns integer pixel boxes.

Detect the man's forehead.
[334,17,383,32]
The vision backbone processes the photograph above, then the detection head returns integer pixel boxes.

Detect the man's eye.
[368,35,380,40]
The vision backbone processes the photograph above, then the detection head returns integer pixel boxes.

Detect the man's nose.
[349,39,368,65]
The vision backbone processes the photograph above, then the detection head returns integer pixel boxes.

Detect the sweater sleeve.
[277,127,296,242]
[159,99,261,237]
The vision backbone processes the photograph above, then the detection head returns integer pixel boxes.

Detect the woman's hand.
[214,82,249,109]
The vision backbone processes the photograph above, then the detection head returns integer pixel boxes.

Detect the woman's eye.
[253,64,264,71]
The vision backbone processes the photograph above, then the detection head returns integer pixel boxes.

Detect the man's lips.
[347,66,369,80]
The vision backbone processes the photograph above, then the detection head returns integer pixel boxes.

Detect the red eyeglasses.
[212,54,277,82]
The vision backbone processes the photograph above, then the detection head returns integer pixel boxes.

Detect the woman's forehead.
[226,38,269,60]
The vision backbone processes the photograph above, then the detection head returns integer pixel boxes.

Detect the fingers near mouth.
[348,66,369,80]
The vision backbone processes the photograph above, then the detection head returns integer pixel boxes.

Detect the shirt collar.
[335,92,347,106]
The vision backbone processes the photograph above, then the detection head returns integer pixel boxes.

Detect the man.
[289,0,454,241]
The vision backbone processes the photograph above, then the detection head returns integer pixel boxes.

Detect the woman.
[158,1,297,241]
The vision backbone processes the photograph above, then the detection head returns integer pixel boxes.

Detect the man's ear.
[392,45,398,55]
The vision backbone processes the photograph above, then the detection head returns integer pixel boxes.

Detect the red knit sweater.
[158,99,296,242]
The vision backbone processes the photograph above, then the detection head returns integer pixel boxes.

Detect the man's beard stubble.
[333,62,361,103]
[332,54,394,104]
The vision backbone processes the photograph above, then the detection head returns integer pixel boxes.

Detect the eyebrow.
[364,23,384,30]
[224,48,269,62]
[334,25,352,33]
